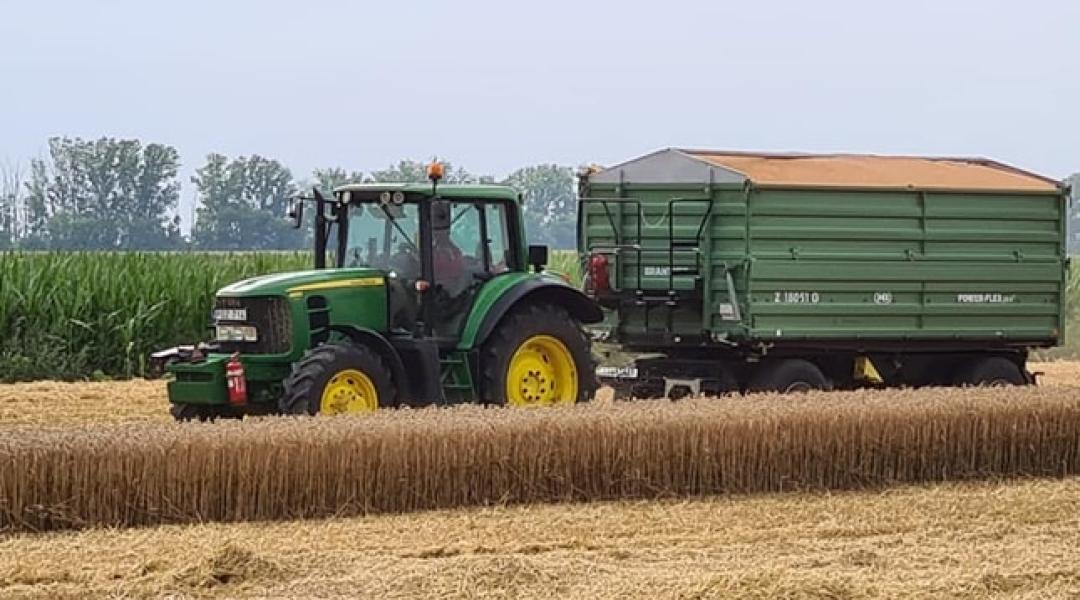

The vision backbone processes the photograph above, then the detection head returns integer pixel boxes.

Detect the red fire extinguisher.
[225,353,247,405]
[586,252,610,296]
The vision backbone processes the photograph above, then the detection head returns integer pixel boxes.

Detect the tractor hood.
[218,268,385,297]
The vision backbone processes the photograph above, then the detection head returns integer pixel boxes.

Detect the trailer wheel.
[482,304,596,406]
[280,342,393,415]
[954,356,1026,387]
[747,359,830,394]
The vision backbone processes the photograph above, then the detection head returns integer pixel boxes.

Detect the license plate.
[596,366,638,379]
[214,308,247,322]
[216,325,258,342]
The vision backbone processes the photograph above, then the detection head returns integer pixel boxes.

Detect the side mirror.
[286,197,304,229]
[528,244,548,272]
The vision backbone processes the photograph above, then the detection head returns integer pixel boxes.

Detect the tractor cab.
[161,163,602,420]
[312,181,526,345]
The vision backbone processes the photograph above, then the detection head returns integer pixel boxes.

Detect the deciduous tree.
[310,167,364,194]
[191,154,299,249]
[502,164,576,249]
[0,162,22,249]
[21,137,182,249]
[368,159,474,184]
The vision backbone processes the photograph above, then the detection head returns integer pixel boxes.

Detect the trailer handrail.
[578,197,645,294]
[666,197,713,293]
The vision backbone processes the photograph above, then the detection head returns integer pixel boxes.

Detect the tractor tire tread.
[481,303,596,405]
[279,343,392,415]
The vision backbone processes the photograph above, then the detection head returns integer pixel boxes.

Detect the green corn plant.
[0,250,581,381]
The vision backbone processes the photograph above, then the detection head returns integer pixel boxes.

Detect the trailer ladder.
[579,196,713,336]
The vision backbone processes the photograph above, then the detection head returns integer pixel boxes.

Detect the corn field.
[0,251,581,382]
[0,252,312,381]
[2,385,1078,533]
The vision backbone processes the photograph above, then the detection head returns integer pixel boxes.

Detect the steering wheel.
[389,244,420,279]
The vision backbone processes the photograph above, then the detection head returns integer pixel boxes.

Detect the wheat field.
[2,368,1080,533]
[3,365,1080,597]
[2,359,1078,427]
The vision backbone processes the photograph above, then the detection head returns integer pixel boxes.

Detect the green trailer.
[579,149,1069,395]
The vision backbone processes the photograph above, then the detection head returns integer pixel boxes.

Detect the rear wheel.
[482,304,596,406]
[279,343,393,415]
[954,356,1026,387]
[747,359,830,394]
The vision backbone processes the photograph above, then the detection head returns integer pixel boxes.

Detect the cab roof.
[333,182,519,200]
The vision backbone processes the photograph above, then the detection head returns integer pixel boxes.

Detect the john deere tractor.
[158,165,602,420]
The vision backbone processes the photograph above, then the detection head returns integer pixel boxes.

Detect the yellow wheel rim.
[506,335,578,407]
[320,369,378,414]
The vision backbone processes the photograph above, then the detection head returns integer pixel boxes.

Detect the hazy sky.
[2,0,1077,227]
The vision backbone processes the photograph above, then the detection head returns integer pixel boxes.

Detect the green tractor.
[158,165,602,420]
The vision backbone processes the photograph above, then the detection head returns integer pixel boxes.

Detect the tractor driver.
[432,225,467,296]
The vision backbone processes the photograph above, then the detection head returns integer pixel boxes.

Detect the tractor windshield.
[343,201,421,278]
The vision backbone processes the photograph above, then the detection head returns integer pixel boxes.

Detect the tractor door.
[429,199,513,341]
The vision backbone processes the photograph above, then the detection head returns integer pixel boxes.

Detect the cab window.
[434,203,484,294]
[485,203,511,274]
[435,201,513,285]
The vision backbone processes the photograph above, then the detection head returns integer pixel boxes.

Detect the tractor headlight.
[215,324,258,342]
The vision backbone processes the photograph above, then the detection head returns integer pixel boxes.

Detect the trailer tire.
[482,304,596,406]
[280,342,393,415]
[747,359,830,394]
[954,356,1026,387]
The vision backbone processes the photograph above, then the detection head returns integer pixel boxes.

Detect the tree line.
[2,137,1077,253]
[0,137,580,251]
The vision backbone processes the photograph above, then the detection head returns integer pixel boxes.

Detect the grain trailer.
[579,149,1068,395]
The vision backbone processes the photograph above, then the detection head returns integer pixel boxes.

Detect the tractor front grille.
[214,296,292,354]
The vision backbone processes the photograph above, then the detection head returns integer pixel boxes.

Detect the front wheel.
[482,304,596,406]
[279,343,393,415]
